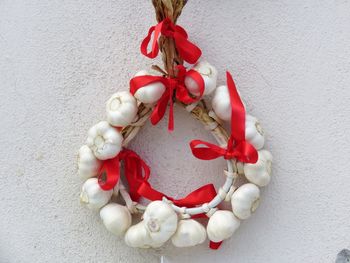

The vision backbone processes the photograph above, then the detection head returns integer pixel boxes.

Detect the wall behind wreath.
[1,0,349,262]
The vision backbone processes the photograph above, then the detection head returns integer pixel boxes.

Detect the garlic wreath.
[171,219,206,247]
[106,91,138,127]
[77,145,101,180]
[231,183,260,220]
[86,121,123,160]
[206,210,240,243]
[80,178,113,210]
[184,61,218,96]
[125,201,178,248]
[133,70,166,104]
[100,203,132,236]
[244,150,273,187]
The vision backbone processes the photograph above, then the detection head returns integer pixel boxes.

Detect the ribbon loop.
[141,18,202,64]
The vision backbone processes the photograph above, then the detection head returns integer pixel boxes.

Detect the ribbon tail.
[174,32,202,64]
[173,184,217,207]
[150,92,170,126]
[209,241,223,250]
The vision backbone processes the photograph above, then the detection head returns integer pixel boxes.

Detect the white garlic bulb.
[171,219,206,247]
[106,91,138,127]
[206,210,240,243]
[100,203,132,236]
[133,70,166,104]
[212,85,245,121]
[245,115,265,150]
[244,150,273,187]
[125,201,178,248]
[86,121,123,160]
[80,178,113,210]
[77,145,101,180]
[231,183,260,220]
[184,61,218,96]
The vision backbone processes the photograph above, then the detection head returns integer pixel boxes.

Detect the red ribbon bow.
[141,18,202,64]
[130,65,204,131]
[190,72,258,164]
[98,149,150,201]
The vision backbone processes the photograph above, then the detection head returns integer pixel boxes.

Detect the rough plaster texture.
[1,0,350,262]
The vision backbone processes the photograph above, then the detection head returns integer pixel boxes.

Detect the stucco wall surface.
[1,0,350,262]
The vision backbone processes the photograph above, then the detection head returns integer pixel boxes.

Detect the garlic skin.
[125,201,178,248]
[80,178,113,210]
[244,150,273,187]
[184,61,218,96]
[100,203,132,236]
[212,85,245,122]
[86,121,123,160]
[77,145,101,180]
[171,219,206,247]
[106,91,138,127]
[133,70,166,104]
[206,210,240,243]
[231,183,260,220]
[245,115,265,150]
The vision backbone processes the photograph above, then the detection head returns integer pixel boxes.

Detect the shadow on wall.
[336,249,350,263]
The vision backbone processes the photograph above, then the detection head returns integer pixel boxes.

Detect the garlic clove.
[80,178,113,210]
[125,222,152,248]
[143,201,178,245]
[245,115,265,150]
[106,91,138,127]
[206,210,240,243]
[184,61,218,96]
[244,150,273,187]
[100,203,132,236]
[86,121,123,160]
[171,219,207,247]
[77,145,101,180]
[231,183,260,220]
[133,70,166,104]
[212,85,246,122]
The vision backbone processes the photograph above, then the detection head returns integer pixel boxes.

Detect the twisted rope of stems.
[121,0,238,190]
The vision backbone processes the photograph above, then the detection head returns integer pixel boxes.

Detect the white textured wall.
[1,0,350,262]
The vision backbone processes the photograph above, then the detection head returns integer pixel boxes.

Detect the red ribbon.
[137,181,217,207]
[190,72,258,164]
[98,149,150,201]
[141,18,202,64]
[130,65,204,131]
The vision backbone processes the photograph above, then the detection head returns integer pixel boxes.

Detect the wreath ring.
[77,2,273,251]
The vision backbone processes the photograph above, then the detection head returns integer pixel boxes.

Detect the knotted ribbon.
[98,149,150,201]
[141,18,202,64]
[190,72,258,164]
[130,65,204,131]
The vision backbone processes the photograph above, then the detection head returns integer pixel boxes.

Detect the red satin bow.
[137,181,217,208]
[130,65,204,131]
[190,72,258,164]
[141,18,202,64]
[98,149,150,201]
